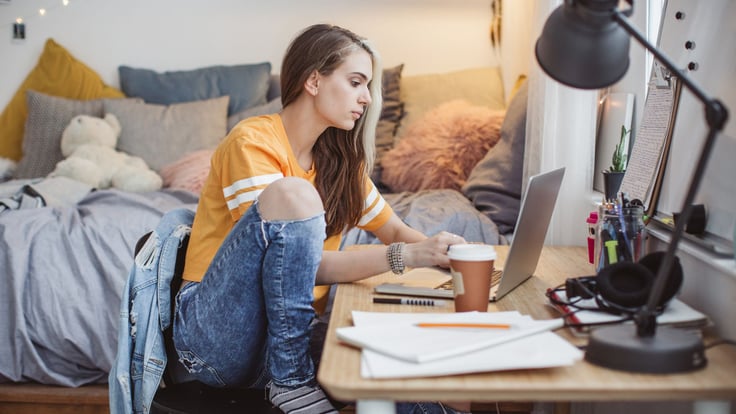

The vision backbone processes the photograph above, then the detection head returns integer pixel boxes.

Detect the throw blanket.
[0,187,197,386]
[0,176,93,213]
[343,189,499,247]
[0,185,496,386]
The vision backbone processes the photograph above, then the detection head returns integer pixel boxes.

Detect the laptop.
[374,167,565,302]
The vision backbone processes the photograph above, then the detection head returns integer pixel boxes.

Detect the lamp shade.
[535,2,631,89]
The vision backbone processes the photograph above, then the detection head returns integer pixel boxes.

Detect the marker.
[605,240,618,264]
[373,297,447,307]
[415,322,512,329]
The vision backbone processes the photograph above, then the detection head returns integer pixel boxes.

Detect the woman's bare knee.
[258,177,323,220]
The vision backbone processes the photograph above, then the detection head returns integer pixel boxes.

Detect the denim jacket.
[108,208,194,414]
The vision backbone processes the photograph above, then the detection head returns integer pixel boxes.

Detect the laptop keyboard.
[437,269,503,290]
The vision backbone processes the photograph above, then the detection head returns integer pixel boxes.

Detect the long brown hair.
[280,24,383,237]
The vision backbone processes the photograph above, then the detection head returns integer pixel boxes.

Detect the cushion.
[462,80,528,235]
[380,100,505,193]
[118,63,271,116]
[266,74,281,101]
[0,38,124,161]
[14,91,140,179]
[371,64,405,185]
[396,67,505,139]
[104,96,229,172]
[160,149,214,194]
[227,97,282,131]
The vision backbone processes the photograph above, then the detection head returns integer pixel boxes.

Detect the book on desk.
[546,289,710,333]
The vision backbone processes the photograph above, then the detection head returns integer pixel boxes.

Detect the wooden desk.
[317,246,736,414]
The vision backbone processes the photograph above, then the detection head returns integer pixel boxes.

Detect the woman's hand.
[403,231,466,269]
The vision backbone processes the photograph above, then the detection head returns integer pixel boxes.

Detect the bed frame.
[0,382,533,413]
[0,383,108,414]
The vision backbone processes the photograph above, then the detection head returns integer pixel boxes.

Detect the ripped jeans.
[172,201,326,390]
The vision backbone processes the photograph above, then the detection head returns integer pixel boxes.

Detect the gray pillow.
[104,96,229,172]
[266,74,281,102]
[118,63,271,116]
[462,80,528,235]
[372,64,404,186]
[227,97,282,131]
[14,90,140,179]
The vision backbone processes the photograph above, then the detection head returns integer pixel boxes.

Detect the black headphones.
[548,251,683,317]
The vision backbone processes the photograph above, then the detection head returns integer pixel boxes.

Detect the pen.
[414,322,512,329]
[372,297,447,307]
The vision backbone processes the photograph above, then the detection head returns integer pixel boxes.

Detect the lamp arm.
[612,10,729,337]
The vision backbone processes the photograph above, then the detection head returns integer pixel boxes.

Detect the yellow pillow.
[396,67,506,139]
[0,38,124,160]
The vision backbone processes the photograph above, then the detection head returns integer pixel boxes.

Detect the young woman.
[173,24,468,414]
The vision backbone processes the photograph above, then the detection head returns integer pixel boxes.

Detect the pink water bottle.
[586,211,598,265]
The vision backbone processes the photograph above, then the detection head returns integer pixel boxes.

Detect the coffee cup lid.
[448,243,496,261]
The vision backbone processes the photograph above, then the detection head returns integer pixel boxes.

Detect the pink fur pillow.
[160,149,213,194]
[380,100,505,192]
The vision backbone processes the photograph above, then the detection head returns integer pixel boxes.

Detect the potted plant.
[602,125,630,200]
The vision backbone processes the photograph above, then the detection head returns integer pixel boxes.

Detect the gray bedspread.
[0,187,197,386]
[0,185,497,387]
[342,189,500,246]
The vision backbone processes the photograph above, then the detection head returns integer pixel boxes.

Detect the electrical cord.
[704,339,736,350]
[544,282,735,353]
[546,282,648,314]
[545,282,655,330]
[545,282,736,353]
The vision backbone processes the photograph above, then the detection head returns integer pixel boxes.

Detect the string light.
[3,0,79,39]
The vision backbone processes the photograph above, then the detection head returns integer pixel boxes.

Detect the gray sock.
[267,382,338,414]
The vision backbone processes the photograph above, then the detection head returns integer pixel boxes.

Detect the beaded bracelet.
[387,242,406,274]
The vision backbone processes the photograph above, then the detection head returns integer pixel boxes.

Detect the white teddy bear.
[0,157,16,181]
[50,113,163,192]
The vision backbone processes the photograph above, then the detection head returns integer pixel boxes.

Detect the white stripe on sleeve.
[223,173,284,198]
[364,186,379,209]
[226,189,264,211]
[358,194,386,227]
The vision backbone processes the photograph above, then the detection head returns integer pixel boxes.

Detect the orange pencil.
[415,322,512,329]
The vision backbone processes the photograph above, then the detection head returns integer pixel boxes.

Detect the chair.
[132,232,283,414]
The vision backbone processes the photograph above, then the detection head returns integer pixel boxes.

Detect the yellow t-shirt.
[182,114,393,311]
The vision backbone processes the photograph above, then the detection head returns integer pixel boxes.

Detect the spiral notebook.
[375,167,565,302]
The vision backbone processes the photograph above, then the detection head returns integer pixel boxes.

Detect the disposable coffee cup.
[447,244,497,312]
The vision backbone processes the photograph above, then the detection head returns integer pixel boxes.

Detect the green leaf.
[610,125,630,172]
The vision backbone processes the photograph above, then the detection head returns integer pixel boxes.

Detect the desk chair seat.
[151,381,282,414]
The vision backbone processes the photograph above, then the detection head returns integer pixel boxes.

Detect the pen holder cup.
[596,206,646,272]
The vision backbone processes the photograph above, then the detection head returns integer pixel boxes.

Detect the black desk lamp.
[535,0,728,373]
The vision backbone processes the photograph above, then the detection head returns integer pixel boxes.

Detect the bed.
[0,38,529,392]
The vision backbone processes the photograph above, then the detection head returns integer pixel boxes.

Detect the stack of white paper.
[336,311,583,379]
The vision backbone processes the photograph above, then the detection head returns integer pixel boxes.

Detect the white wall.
[648,0,736,343]
[527,0,736,337]
[0,0,498,109]
[655,0,736,242]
